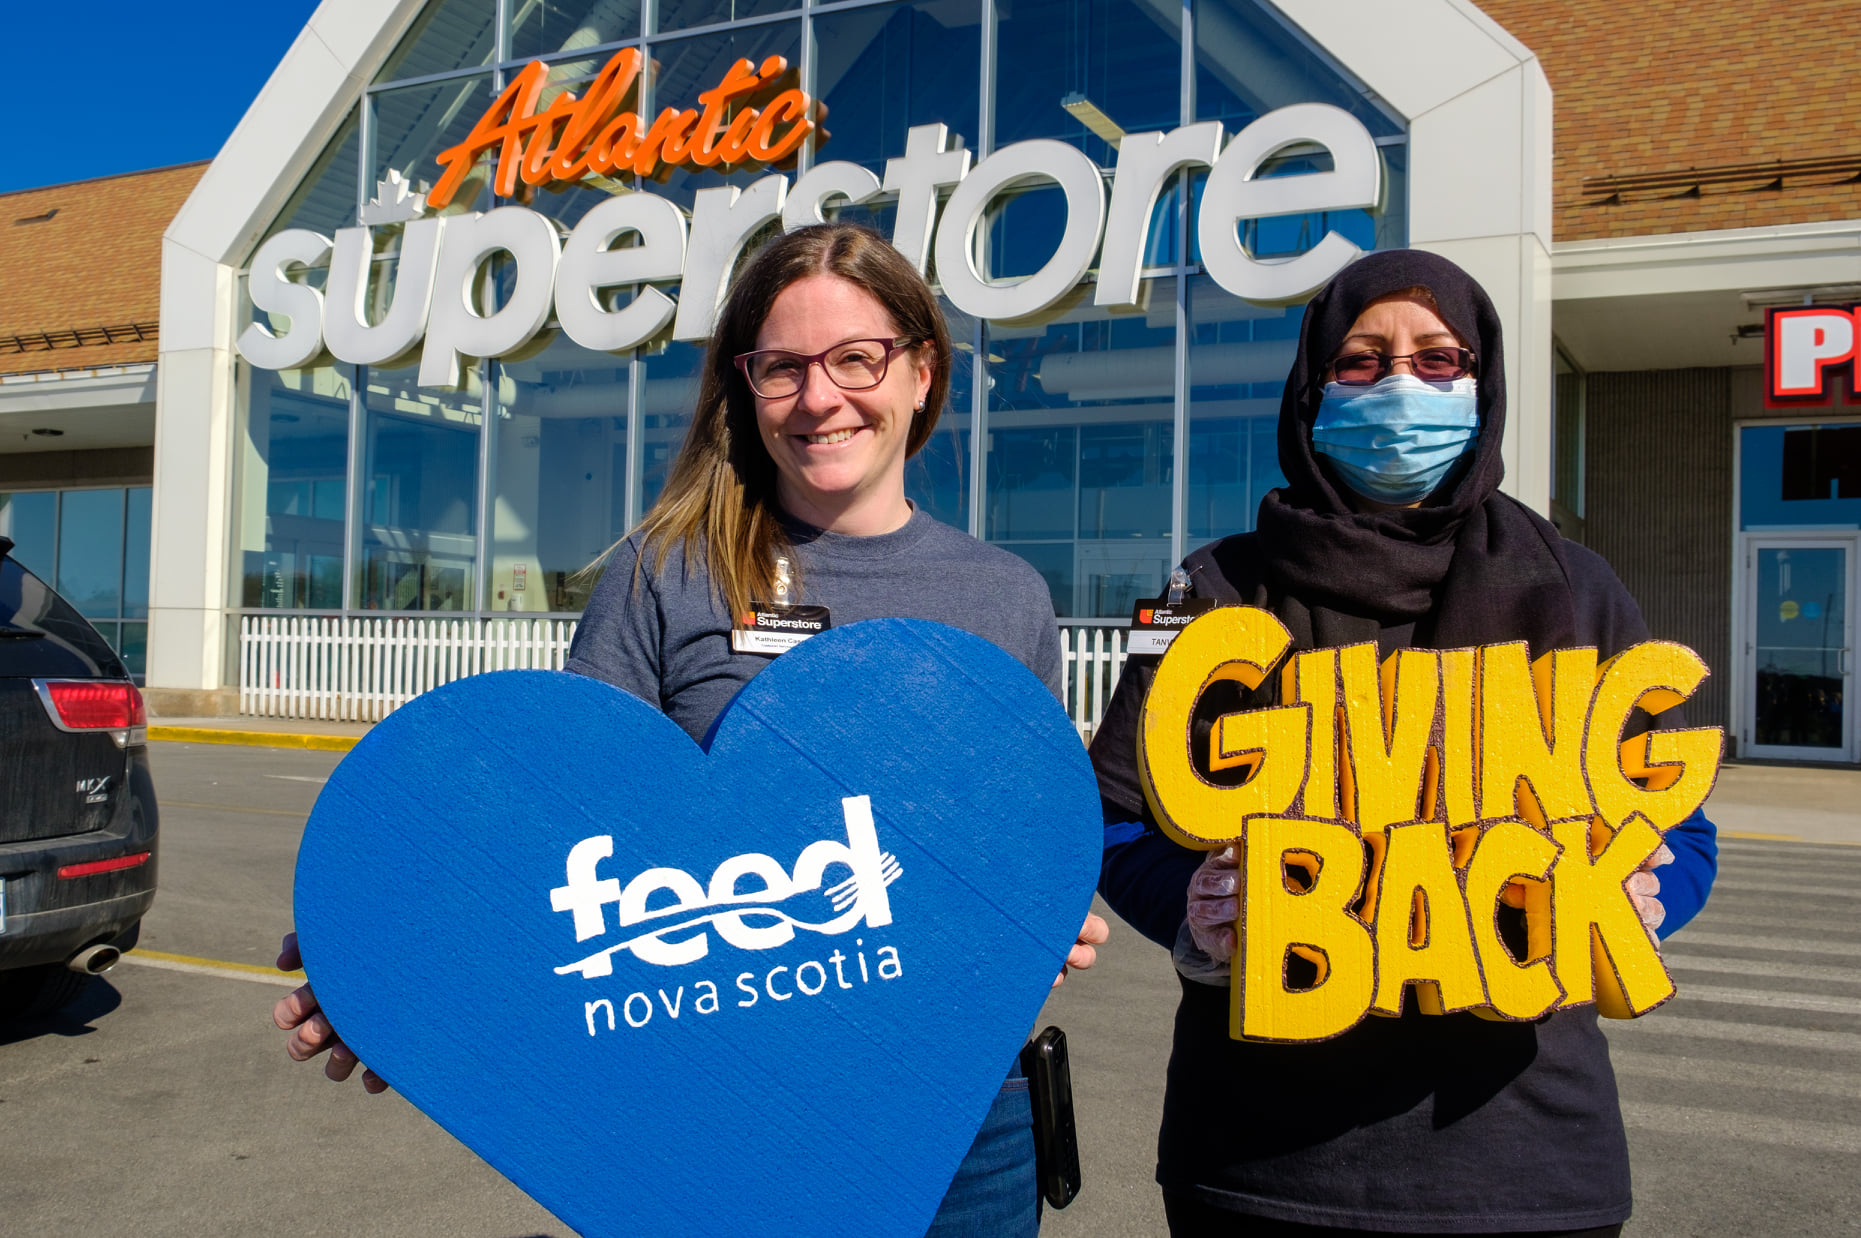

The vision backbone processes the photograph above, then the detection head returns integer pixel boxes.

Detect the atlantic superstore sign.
[239,48,1386,387]
[1765,303,1861,407]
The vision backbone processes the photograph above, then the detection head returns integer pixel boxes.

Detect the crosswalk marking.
[1674,982,1861,1016]
[1610,1050,1861,1102]
[1664,953,1861,986]
[1679,912,1861,938]
[1709,878,1856,897]
[1620,1101,1861,1155]
[1606,1012,1861,1053]
[1668,929,1861,957]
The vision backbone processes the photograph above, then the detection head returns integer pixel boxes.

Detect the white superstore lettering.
[239,106,1381,384]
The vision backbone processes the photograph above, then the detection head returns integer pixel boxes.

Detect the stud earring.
[914,400,925,411]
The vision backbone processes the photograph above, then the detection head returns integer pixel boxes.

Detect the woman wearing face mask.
[275,223,1109,1237]
[1089,250,1717,1236]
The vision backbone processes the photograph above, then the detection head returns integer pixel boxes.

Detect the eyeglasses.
[1329,347,1477,386]
[733,338,916,399]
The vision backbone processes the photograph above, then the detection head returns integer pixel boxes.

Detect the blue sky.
[6,2,322,193]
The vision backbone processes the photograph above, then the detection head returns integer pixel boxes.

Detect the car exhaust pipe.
[67,944,121,975]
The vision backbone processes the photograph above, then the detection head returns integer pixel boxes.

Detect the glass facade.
[0,487,152,676]
[231,0,1404,622]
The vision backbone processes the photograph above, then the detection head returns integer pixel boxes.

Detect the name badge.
[731,602,833,655]
[1126,597,1215,656]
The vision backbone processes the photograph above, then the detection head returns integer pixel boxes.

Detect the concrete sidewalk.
[1705,760,1861,845]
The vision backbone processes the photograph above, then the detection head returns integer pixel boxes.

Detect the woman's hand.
[1185,845,1240,963]
[273,932,391,1094]
[1628,843,1674,941]
[1053,913,1111,987]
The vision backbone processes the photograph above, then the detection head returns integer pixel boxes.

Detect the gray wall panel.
[1584,368,1733,733]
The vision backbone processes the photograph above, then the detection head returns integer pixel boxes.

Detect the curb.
[147,726,361,752]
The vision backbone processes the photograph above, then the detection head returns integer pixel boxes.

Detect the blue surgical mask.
[1312,374,1480,504]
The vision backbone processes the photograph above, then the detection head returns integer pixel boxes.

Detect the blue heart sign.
[293,619,1102,1238]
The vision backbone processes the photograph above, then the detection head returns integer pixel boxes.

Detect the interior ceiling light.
[1740,285,1861,309]
[30,428,64,437]
[1060,93,1126,149]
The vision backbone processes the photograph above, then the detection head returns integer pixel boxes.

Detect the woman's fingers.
[325,1042,361,1082]
[286,1011,338,1061]
[362,1069,392,1095]
[277,931,302,972]
[272,982,319,1032]
[1077,913,1110,947]
[1641,843,1675,872]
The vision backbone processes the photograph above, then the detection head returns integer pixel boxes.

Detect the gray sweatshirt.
[565,507,1063,742]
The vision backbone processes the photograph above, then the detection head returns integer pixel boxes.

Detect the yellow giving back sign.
[1135,606,1723,1043]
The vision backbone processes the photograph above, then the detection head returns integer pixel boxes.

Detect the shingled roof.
[0,163,206,379]
[1481,0,1861,242]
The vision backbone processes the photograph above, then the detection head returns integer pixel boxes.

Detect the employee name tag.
[731,602,832,655]
[1126,597,1215,655]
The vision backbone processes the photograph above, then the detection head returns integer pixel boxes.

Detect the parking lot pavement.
[3,739,1856,1236]
[1605,835,1861,1237]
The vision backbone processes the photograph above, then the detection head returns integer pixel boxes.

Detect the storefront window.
[906,298,977,530]
[512,0,644,59]
[359,365,483,611]
[1741,422,1861,530]
[640,22,805,211]
[994,0,1181,158]
[273,114,360,239]
[0,488,153,676]
[1185,275,1294,541]
[376,0,499,83]
[985,279,1176,617]
[813,0,982,211]
[371,74,496,208]
[1193,0,1400,138]
[636,339,703,513]
[0,492,55,578]
[234,364,353,610]
[489,339,634,613]
[654,0,796,36]
[1552,348,1585,541]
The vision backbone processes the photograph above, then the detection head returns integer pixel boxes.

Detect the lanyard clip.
[774,556,792,604]
[1166,566,1191,605]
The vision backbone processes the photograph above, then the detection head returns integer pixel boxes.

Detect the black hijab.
[1251,249,1577,654]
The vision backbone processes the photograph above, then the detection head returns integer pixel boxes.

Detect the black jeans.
[1162,1195,1624,1238]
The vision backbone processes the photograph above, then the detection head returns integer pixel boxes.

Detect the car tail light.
[32,679,148,747]
[58,852,151,879]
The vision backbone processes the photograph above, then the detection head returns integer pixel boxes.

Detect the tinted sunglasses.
[1329,347,1477,386]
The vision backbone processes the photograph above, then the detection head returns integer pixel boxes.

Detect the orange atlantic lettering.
[429,49,818,208]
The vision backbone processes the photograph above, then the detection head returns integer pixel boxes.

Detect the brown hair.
[628,223,952,618]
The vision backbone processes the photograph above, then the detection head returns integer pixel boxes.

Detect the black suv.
[0,535,158,1019]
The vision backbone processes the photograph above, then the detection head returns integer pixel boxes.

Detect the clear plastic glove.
[272,931,391,1094]
[1174,845,1239,984]
[1628,843,1673,940]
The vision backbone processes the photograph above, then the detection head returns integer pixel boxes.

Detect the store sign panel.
[239,60,1385,388]
[1766,305,1860,406]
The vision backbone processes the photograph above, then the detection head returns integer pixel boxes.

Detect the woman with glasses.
[277,222,1107,1237]
[1088,249,1718,1237]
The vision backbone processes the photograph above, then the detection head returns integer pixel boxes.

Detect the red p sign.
[1766,306,1858,404]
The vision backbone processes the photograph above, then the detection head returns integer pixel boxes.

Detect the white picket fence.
[238,613,1129,737]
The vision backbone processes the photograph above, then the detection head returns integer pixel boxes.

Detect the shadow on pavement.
[0,976,123,1045]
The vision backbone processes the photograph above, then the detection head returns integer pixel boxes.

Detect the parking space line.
[118,949,304,987]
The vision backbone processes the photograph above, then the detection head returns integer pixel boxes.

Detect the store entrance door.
[1740,535,1857,763]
